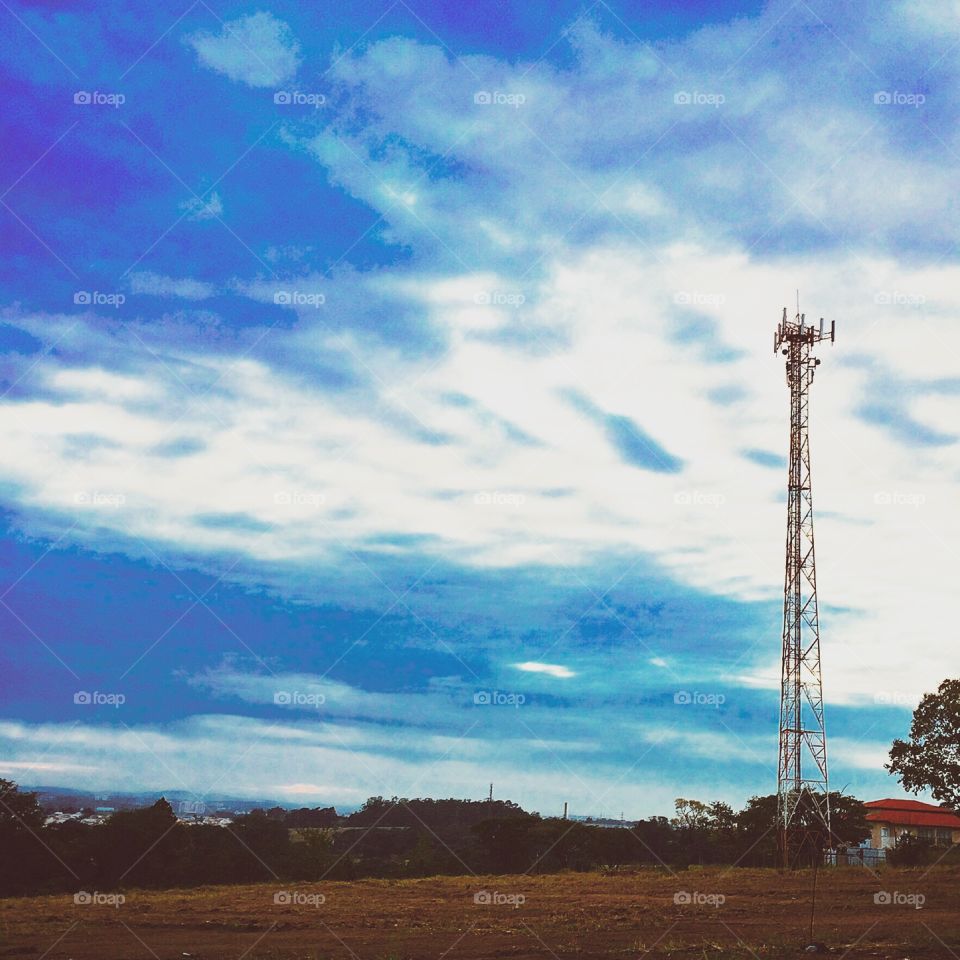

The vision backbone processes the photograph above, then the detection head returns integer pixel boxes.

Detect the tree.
[734,792,869,866]
[288,828,335,880]
[886,833,933,867]
[286,806,338,828]
[407,832,441,876]
[672,798,712,830]
[0,779,55,895]
[888,678,960,806]
[708,801,736,832]
[97,797,183,887]
[471,814,539,872]
[228,808,292,881]
[827,793,871,847]
[671,798,740,865]
[0,778,45,831]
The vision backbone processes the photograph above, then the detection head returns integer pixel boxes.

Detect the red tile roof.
[865,798,960,829]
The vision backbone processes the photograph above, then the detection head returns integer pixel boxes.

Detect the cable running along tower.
[774,307,835,869]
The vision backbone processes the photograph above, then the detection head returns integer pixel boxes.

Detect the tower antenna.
[773,304,836,869]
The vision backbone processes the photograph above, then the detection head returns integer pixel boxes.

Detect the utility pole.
[774,307,835,869]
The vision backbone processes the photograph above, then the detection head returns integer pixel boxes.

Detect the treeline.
[0,780,876,897]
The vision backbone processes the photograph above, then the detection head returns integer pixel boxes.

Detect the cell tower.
[773,306,835,869]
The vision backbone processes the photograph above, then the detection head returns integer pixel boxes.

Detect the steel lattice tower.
[774,307,835,869]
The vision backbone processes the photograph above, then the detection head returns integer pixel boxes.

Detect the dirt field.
[0,867,957,959]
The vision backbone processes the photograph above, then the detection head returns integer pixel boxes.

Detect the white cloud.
[0,716,719,813]
[46,366,157,402]
[0,713,909,813]
[277,782,366,799]
[0,760,99,774]
[830,738,895,773]
[0,708,896,818]
[186,12,301,88]
[2,0,959,799]
[129,272,217,300]
[5,240,960,708]
[179,191,223,221]
[514,661,577,679]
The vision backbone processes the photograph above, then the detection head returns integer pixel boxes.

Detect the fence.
[826,846,886,867]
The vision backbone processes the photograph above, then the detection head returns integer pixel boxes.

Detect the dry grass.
[0,866,957,959]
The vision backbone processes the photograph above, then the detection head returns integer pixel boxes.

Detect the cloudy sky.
[0,0,955,816]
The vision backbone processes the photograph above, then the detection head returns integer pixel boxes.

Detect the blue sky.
[0,0,955,815]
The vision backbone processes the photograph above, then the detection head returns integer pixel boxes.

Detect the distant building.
[865,798,960,849]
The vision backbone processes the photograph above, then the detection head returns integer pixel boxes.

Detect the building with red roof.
[865,798,960,849]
